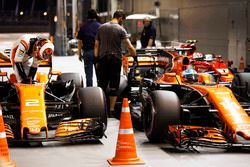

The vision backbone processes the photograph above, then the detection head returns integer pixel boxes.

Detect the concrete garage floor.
[0,33,250,167]
[8,118,250,167]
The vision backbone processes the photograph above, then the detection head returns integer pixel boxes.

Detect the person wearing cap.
[77,9,101,87]
[94,10,136,117]
[11,34,54,83]
[140,16,156,48]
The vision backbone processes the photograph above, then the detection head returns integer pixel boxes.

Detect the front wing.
[5,118,105,142]
[169,125,250,148]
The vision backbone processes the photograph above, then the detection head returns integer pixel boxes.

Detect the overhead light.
[20,11,24,15]
[54,16,57,22]
[169,14,179,20]
[43,12,47,16]
[99,12,108,17]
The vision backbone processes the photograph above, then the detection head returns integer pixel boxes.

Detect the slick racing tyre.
[57,72,83,88]
[232,72,250,101]
[144,90,181,142]
[78,87,108,131]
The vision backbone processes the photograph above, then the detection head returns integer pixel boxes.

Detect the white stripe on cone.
[0,109,2,116]
[119,128,134,134]
[122,107,130,113]
[0,132,6,138]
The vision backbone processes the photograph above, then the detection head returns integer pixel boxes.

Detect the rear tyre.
[144,90,181,142]
[78,87,108,132]
[57,72,83,88]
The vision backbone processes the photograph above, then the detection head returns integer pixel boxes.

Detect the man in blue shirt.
[140,17,156,48]
[77,9,101,86]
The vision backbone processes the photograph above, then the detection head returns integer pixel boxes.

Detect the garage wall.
[119,0,250,67]
[159,8,179,41]
[179,4,229,59]
[247,2,250,66]
[178,0,248,67]
[228,2,247,68]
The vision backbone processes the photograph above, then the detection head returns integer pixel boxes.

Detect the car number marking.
[219,98,243,123]
[25,99,40,106]
[219,98,240,111]
[0,132,7,138]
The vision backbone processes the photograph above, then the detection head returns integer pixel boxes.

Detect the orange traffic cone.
[108,98,145,165]
[0,105,15,167]
[239,56,245,72]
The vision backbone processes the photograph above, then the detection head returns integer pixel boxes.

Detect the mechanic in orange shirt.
[11,34,54,83]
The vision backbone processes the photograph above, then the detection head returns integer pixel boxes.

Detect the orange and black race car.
[0,59,107,144]
[120,48,250,149]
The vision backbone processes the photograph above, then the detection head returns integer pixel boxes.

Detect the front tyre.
[232,72,250,101]
[78,87,108,132]
[144,90,181,142]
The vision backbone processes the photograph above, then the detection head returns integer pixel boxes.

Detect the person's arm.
[76,26,84,61]
[124,38,136,57]
[14,42,28,80]
[94,40,100,59]
[78,40,83,61]
[28,58,40,80]
[147,26,156,48]
[15,62,27,79]
[28,67,37,79]
[0,51,10,62]
[147,39,153,48]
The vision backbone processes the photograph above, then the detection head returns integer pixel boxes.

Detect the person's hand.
[22,77,31,84]
[78,55,82,61]
[94,56,99,64]
[78,51,82,61]
[133,56,138,66]
[132,58,138,69]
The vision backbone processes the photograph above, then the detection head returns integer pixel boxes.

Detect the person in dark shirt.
[77,9,101,86]
[94,10,136,117]
[140,17,156,48]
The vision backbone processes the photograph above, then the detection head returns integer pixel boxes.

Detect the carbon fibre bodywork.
[0,72,107,143]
